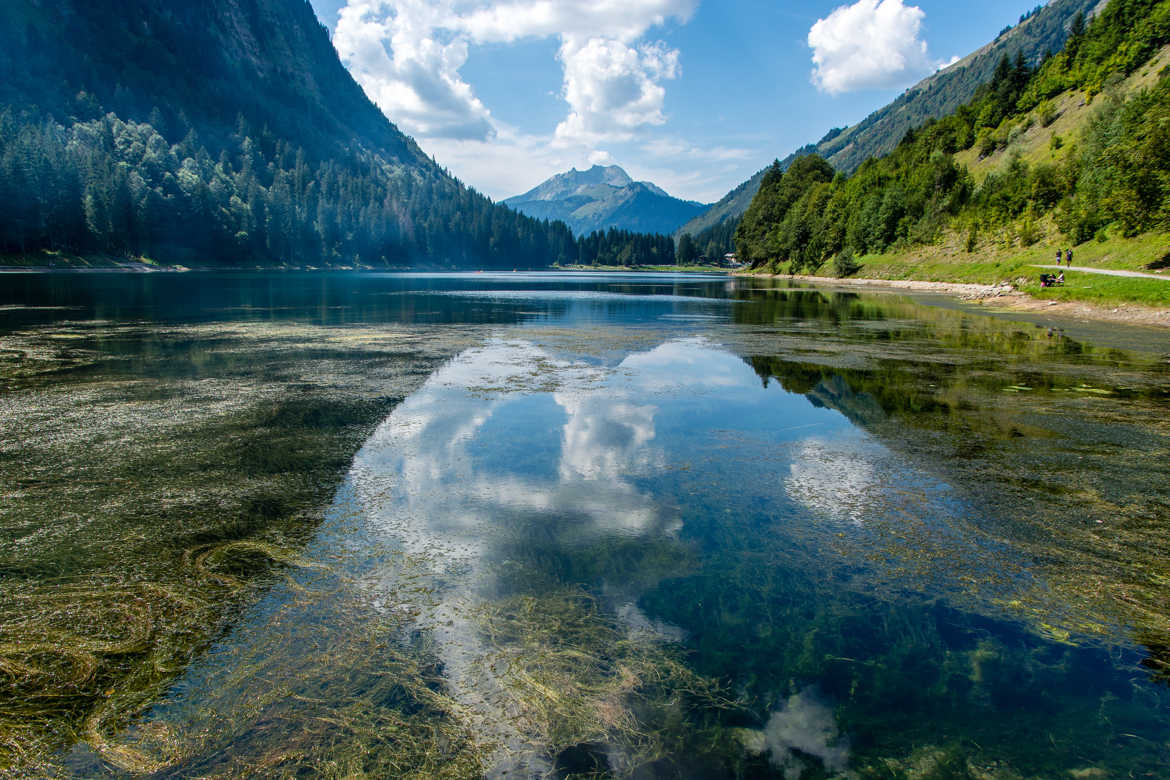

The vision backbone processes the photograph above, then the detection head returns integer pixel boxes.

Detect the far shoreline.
[4,260,1167,332]
[0,262,735,275]
[748,272,1170,331]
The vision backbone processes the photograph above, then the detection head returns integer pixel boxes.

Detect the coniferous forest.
[0,0,641,269]
[677,219,738,264]
[0,109,580,268]
[735,0,1170,273]
[574,229,676,267]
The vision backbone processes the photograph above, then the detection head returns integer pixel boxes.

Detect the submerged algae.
[84,558,489,779]
[472,590,736,775]
[4,275,1170,778]
[721,289,1170,671]
[0,320,483,773]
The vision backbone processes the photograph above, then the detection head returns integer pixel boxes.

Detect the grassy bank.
[776,226,1170,308]
[1021,270,1170,307]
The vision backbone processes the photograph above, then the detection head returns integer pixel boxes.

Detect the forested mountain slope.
[676,0,1101,244]
[734,0,1170,278]
[673,168,767,245]
[794,0,1106,175]
[0,0,575,267]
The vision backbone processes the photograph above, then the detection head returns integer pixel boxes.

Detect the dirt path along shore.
[1034,265,1170,281]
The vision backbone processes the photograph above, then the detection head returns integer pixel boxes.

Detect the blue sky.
[308,0,1048,203]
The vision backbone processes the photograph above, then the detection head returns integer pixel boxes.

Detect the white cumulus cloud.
[332,0,696,143]
[807,0,937,95]
[455,0,697,44]
[334,1,495,140]
[555,38,679,143]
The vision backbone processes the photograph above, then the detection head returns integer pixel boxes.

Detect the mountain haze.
[506,165,709,237]
[676,0,1102,240]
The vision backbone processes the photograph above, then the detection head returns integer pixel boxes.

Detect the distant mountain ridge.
[505,165,709,237]
[676,0,1102,240]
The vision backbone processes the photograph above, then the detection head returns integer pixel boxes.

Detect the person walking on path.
[1066,248,1073,267]
[1056,249,1063,266]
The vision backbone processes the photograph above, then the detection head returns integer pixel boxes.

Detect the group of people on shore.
[1041,247,1073,286]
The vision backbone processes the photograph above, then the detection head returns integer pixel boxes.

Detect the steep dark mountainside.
[505,165,708,237]
[0,0,575,267]
[0,0,423,165]
[676,0,1101,242]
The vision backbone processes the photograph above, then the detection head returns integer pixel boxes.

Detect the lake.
[2,271,1169,778]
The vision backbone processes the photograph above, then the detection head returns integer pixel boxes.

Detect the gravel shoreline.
[757,273,1170,329]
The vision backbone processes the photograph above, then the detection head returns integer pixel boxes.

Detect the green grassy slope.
[843,43,1170,308]
[839,224,1170,307]
[736,0,1170,309]
[675,0,1099,241]
[955,44,1170,183]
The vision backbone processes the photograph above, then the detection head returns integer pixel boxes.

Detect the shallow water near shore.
[3,272,1170,778]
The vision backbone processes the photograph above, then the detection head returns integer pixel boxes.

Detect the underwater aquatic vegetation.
[472,590,737,774]
[0,320,481,773]
[0,576,212,773]
[4,274,1170,778]
[118,581,491,779]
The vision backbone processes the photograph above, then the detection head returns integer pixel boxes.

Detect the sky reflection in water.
[23,273,1167,777]
[130,333,1103,777]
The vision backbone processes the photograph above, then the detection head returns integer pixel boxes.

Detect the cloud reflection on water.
[348,339,705,770]
[129,335,1024,776]
[342,335,915,771]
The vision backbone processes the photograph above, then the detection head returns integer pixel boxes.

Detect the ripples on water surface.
[2,272,1170,778]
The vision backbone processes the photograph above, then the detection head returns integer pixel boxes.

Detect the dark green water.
[2,272,1170,778]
